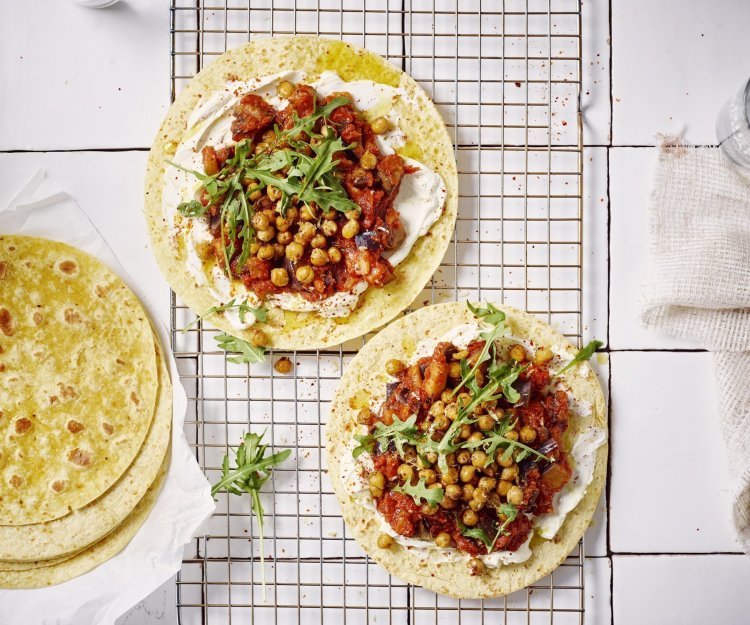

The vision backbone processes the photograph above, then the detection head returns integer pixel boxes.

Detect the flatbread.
[144,35,458,350]
[0,236,159,525]
[0,454,168,589]
[0,335,172,562]
[326,302,608,599]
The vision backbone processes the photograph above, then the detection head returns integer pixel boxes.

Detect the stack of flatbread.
[0,235,171,589]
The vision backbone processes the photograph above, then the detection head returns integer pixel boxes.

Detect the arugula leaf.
[393,477,444,506]
[176,199,208,217]
[461,422,549,467]
[352,414,420,459]
[215,333,266,364]
[211,431,291,600]
[183,300,267,333]
[458,522,496,551]
[486,360,527,404]
[467,301,507,325]
[278,96,351,140]
[555,339,603,376]
[497,502,519,535]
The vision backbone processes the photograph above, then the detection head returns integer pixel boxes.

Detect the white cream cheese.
[162,70,447,326]
[341,319,606,567]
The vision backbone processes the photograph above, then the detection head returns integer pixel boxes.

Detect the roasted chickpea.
[478,415,495,431]
[252,212,270,230]
[371,116,390,134]
[445,453,457,467]
[357,407,372,424]
[496,480,512,496]
[469,558,486,576]
[416,454,432,469]
[445,403,459,421]
[419,469,437,485]
[471,450,488,468]
[369,472,386,490]
[275,216,292,233]
[344,210,359,220]
[509,344,527,362]
[428,400,445,417]
[462,509,479,527]
[296,222,316,244]
[266,185,282,201]
[425,451,438,465]
[397,463,415,485]
[249,242,261,255]
[277,231,293,245]
[274,357,293,374]
[257,244,275,261]
[432,414,449,431]
[385,359,405,376]
[421,503,438,516]
[273,243,286,259]
[534,346,554,365]
[468,498,484,512]
[286,207,299,222]
[478,477,497,492]
[249,188,263,202]
[321,220,338,237]
[445,484,463,500]
[473,486,489,504]
[328,247,342,263]
[434,532,452,548]
[497,451,514,468]
[457,392,472,408]
[360,150,377,170]
[285,241,305,262]
[460,465,476,483]
[501,465,519,482]
[257,227,276,243]
[311,234,327,249]
[452,350,468,361]
[459,424,472,440]
[507,485,524,506]
[456,450,471,465]
[448,362,462,378]
[299,205,316,221]
[296,265,315,284]
[504,430,519,442]
[462,484,475,500]
[277,80,295,98]
[441,389,454,403]
[520,425,537,444]
[310,248,329,266]
[322,208,336,220]
[441,468,459,486]
[468,431,484,443]
[248,328,268,347]
[341,219,360,239]
[270,267,290,287]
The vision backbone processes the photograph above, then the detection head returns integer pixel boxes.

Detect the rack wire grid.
[169,0,586,623]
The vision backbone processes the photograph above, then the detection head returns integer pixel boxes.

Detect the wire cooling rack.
[169,1,586,623]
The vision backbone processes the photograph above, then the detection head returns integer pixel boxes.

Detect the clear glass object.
[716,78,750,168]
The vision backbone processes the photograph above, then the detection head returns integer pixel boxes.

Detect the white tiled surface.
[3,0,750,624]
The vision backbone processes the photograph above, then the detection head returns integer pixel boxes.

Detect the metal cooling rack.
[169,1,586,623]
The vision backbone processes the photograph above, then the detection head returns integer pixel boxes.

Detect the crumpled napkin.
[0,170,215,625]
[641,142,750,555]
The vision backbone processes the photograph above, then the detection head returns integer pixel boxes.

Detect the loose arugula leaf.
[555,339,603,376]
[211,432,291,600]
[393,477,444,506]
[352,414,420,459]
[278,96,351,140]
[176,199,208,217]
[215,333,266,364]
[457,521,496,551]
[461,422,549,467]
[183,300,267,333]
[486,360,527,404]
[467,301,507,325]
[497,502,519,535]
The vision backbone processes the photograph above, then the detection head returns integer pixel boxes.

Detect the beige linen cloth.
[641,143,750,554]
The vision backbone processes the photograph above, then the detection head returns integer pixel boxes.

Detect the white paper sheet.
[0,170,215,625]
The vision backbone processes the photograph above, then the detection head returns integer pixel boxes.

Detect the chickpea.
[469,558,486,576]
[445,403,459,421]
[285,207,299,222]
[296,222,316,244]
[369,472,386,490]
[456,450,471,465]
[471,450,488,468]
[311,234,327,249]
[275,216,292,233]
[483,464,497,477]
[432,414,449,431]
[462,484,475,500]
[468,431,484,443]
[425,451,438,465]
[501,465,519,482]
[504,430,519,442]
[345,210,359,220]
[285,241,305,262]
[257,244,275,261]
[252,212,270,230]
[248,328,268,347]
[416,453,432,468]
[299,205,316,221]
[497,451,514,468]
[441,389,454,403]
[277,80,295,98]
[266,267,288,287]
[507,485,524,506]
[249,188,263,202]
[249,242,261,255]
[369,484,383,498]
[452,350,469,361]
[440,495,457,510]
[460,465,476,483]
[445,453,457,467]
[473,486,489,504]
[310,248,329,267]
[296,265,315,284]
[428,400,445,417]
[445,484,462,500]
[397,463,415,485]
[520,425,537,444]
[509,344,527,362]
[273,243,286,259]
[385,359,405,376]
[322,208,336,220]
[462,509,479,527]
[478,477,497,492]
[419,469,437,485]
[277,231,293,245]
[274,357,293,374]
[321,220,338,237]
[402,445,417,462]
[421,503,438,516]
[478,415,495,431]
[341,219,360,239]
[328,247,342,263]
[357,408,372,424]
[267,185,282,201]
[257,227,276,243]
[468,498,484,512]
[496,480,512,496]
[459,424,472,440]
[534,346,554,365]
[457,392,472,408]
[448,362,462,378]
[434,532,452,548]
[370,116,390,134]
[441,468,459,486]
[360,150,377,170]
